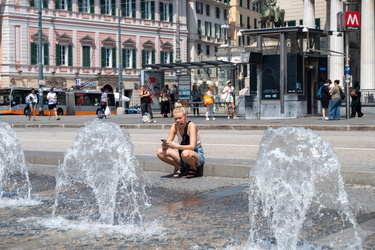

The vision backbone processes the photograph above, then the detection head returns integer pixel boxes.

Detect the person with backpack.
[320,79,331,120]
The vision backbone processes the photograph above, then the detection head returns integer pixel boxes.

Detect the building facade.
[0,0,188,105]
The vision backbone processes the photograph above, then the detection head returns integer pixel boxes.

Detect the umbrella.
[114,92,130,102]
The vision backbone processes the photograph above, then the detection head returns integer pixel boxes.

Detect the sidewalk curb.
[24,152,375,185]
[11,123,375,131]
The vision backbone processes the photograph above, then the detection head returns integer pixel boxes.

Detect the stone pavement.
[1,114,375,249]
[1,113,375,185]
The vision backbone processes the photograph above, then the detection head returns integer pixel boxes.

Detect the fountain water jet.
[0,121,32,206]
[247,127,362,249]
[53,120,149,226]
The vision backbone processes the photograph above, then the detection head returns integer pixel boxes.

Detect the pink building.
[0,0,187,103]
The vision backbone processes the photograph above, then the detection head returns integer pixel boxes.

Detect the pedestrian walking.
[100,88,108,119]
[350,81,364,118]
[47,88,60,120]
[26,88,38,121]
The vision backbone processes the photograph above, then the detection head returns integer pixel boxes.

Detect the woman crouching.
[156,103,205,178]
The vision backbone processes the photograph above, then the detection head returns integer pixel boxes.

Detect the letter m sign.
[346,12,360,30]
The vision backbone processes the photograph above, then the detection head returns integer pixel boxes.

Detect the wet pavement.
[1,167,375,249]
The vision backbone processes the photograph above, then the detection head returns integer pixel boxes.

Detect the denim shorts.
[180,146,205,168]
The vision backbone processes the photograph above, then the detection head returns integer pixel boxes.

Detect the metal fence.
[361,89,375,106]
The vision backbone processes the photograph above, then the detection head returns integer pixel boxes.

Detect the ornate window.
[30,33,49,65]
[122,39,136,69]
[56,33,73,66]
[101,37,116,68]
[142,40,155,68]
[80,35,95,67]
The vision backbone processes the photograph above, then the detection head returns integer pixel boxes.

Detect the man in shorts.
[47,88,60,120]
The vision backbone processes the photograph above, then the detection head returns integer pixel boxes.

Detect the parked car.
[125,105,141,114]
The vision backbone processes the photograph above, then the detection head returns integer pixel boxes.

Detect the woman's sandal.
[173,168,184,178]
[186,169,197,179]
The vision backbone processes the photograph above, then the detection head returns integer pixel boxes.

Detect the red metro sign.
[346,12,360,30]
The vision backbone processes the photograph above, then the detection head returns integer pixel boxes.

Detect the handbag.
[149,97,153,103]
[203,95,214,105]
[339,88,346,100]
[350,88,358,97]
[220,93,229,102]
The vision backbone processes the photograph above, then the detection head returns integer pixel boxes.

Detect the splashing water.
[247,127,362,249]
[53,119,149,226]
[0,121,31,202]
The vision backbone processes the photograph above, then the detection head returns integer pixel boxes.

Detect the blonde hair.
[173,103,188,116]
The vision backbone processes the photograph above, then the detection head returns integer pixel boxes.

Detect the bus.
[0,87,115,116]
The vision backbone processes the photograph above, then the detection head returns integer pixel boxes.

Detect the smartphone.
[161,139,166,142]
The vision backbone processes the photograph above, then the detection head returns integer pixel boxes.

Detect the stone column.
[303,0,315,28]
[360,0,375,89]
[329,0,344,81]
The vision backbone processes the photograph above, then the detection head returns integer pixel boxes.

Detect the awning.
[144,60,235,70]
[114,92,130,102]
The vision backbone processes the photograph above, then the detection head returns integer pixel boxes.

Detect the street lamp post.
[38,0,44,115]
[117,9,123,113]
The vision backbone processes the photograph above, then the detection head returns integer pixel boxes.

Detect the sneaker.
[206,118,210,121]
[211,117,216,120]
[324,117,329,120]
[233,117,239,119]
[227,116,231,119]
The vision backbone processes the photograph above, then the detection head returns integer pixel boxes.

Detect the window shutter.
[132,0,136,18]
[121,1,126,17]
[112,48,116,68]
[101,47,106,67]
[78,0,82,12]
[152,51,155,64]
[151,1,155,20]
[169,4,173,22]
[132,49,136,69]
[90,0,95,14]
[159,3,164,21]
[169,52,173,63]
[141,1,145,19]
[83,46,90,67]
[100,0,105,14]
[56,44,61,66]
[112,0,116,16]
[160,51,164,63]
[68,45,73,66]
[43,0,48,8]
[67,0,72,11]
[30,0,35,7]
[55,0,59,9]
[122,48,126,67]
[30,43,36,65]
[44,43,49,65]
[315,18,321,29]
[142,50,146,68]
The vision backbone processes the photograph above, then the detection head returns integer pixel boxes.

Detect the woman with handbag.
[350,81,364,118]
[205,85,215,120]
[222,80,238,119]
[156,103,205,178]
[139,85,156,123]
